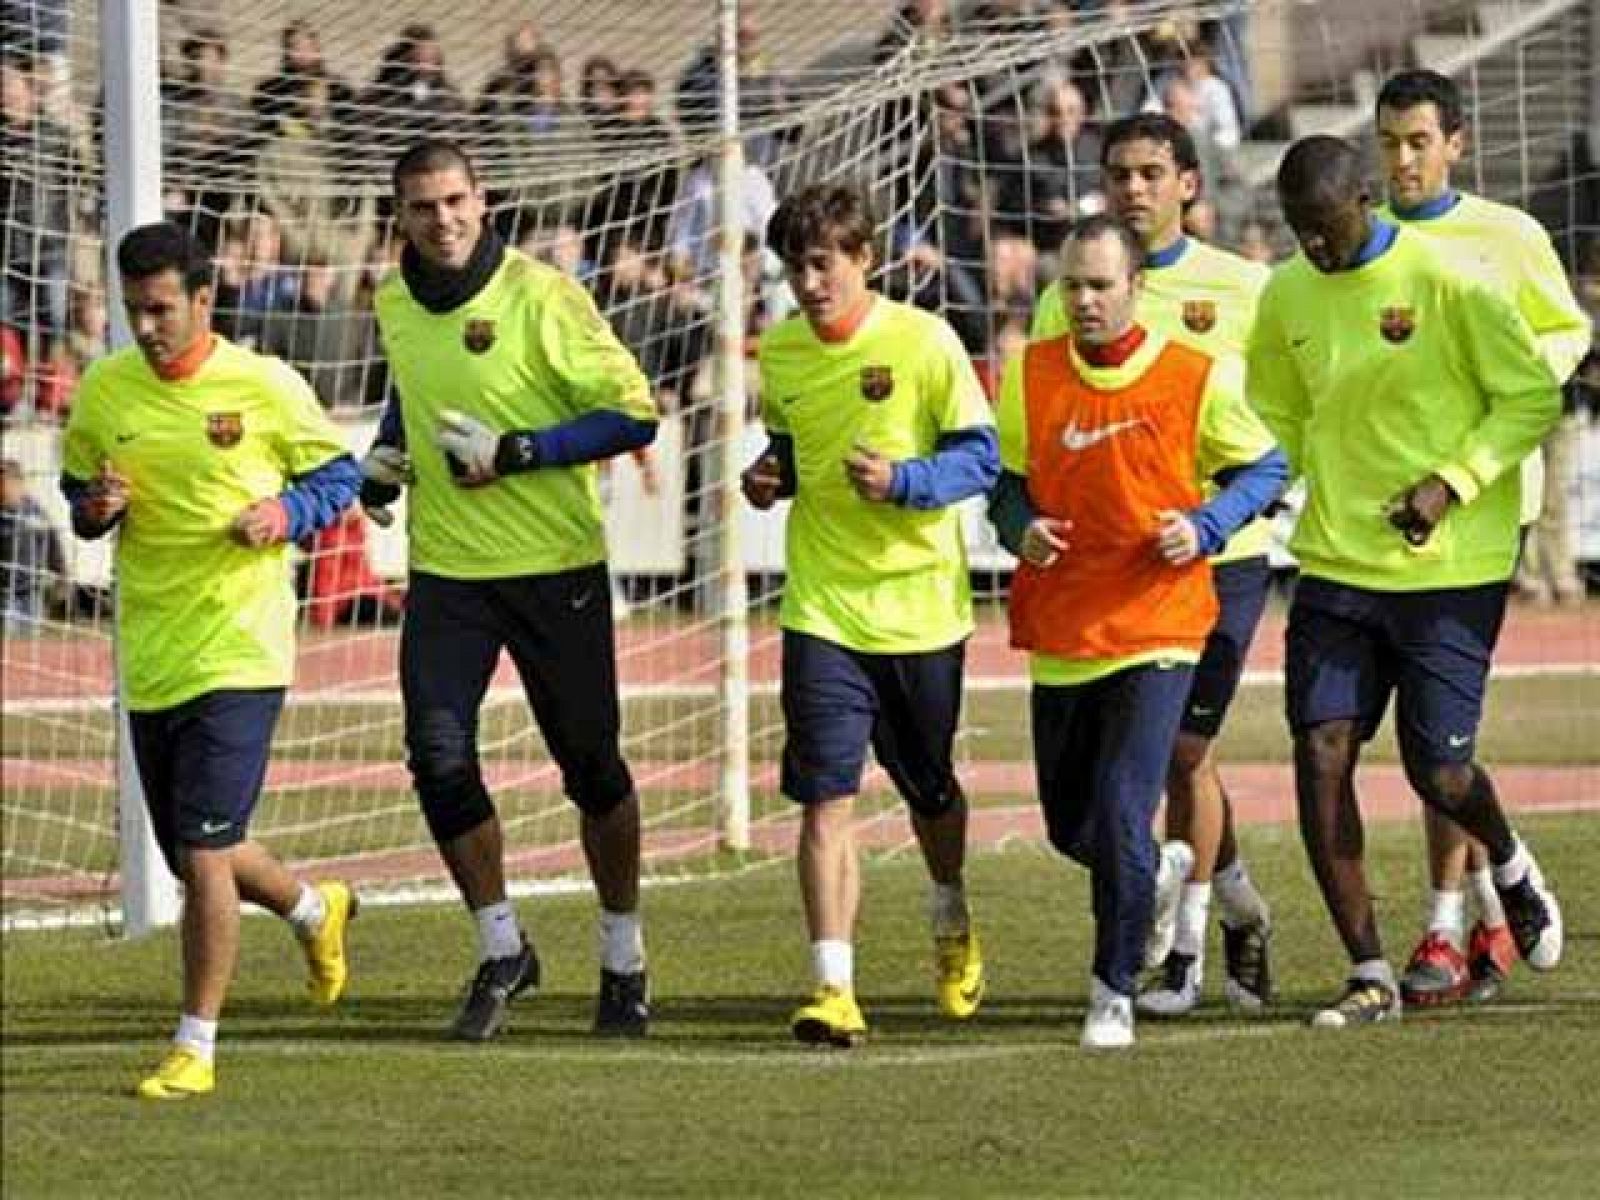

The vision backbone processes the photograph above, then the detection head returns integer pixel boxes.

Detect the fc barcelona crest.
[1182,300,1217,334]
[463,318,498,354]
[206,412,243,448]
[1379,306,1415,344]
[860,365,894,402]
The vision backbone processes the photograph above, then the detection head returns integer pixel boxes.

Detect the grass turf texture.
[4,813,1597,1198]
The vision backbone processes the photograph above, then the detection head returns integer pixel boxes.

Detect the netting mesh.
[3,0,1595,925]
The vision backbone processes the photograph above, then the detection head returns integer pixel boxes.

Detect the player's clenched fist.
[844,443,895,503]
[1020,516,1071,568]
[229,498,290,547]
[80,460,130,527]
[1154,509,1200,565]
[740,454,785,510]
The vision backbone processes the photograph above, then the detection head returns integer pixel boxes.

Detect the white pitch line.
[7,1001,1596,1069]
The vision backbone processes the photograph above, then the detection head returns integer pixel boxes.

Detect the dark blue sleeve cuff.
[987,470,1035,556]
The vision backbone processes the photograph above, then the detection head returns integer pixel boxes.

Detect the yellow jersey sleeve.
[1196,354,1276,480]
[268,358,350,477]
[996,352,1029,474]
[535,272,656,422]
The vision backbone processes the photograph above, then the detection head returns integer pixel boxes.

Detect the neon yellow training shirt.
[62,338,349,710]
[376,248,656,579]
[998,335,1276,685]
[1249,227,1561,593]
[759,296,993,654]
[1033,237,1274,564]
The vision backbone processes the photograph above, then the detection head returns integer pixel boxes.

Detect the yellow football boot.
[135,1047,215,1100]
[790,985,867,1047]
[303,881,357,1006]
[934,928,986,1019]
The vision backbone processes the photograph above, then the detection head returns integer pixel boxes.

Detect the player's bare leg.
[793,796,867,1045]
[1402,804,1474,1005]
[912,793,985,1018]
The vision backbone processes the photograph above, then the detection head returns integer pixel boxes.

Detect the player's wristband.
[492,430,542,477]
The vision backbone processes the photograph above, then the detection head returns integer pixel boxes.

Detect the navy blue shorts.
[1285,576,1508,766]
[1181,555,1272,738]
[401,565,633,819]
[779,629,966,813]
[128,687,286,872]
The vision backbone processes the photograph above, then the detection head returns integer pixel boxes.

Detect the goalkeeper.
[61,222,362,1100]
[363,139,658,1042]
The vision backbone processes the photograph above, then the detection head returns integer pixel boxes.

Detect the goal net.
[3,0,1594,927]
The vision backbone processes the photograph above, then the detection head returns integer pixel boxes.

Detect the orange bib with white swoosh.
[1009,333,1217,660]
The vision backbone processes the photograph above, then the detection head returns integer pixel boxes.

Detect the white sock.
[599,908,646,975]
[473,901,524,963]
[174,1013,218,1062]
[812,939,853,990]
[1468,867,1506,927]
[1174,882,1211,959]
[1426,889,1466,948]
[1214,859,1269,929]
[928,881,970,938]
[1352,958,1396,990]
[286,883,326,941]
[1491,838,1533,890]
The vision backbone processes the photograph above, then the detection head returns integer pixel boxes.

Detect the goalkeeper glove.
[436,409,539,486]
[359,444,413,528]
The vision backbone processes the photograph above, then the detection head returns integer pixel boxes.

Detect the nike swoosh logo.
[115,433,140,444]
[1061,417,1143,452]
[570,589,594,611]
[1190,705,1216,717]
[1447,734,1471,747]
[1290,337,1311,349]
[199,819,231,836]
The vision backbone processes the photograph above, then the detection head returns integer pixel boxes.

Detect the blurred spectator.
[212,212,299,349]
[1178,44,1241,149]
[161,28,256,248]
[676,11,786,165]
[583,69,678,266]
[1160,74,1246,240]
[1,458,66,635]
[974,310,1028,400]
[873,0,952,62]
[521,222,592,281]
[360,24,467,166]
[479,47,585,239]
[1182,196,1219,241]
[578,55,622,133]
[256,74,372,268]
[250,19,354,139]
[1235,219,1276,265]
[665,152,777,285]
[477,19,545,110]
[64,282,106,373]
[986,232,1038,330]
[597,238,709,417]
[2,50,86,369]
[994,77,1102,255]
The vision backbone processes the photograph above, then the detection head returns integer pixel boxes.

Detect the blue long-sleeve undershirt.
[280,455,362,542]
[61,454,361,544]
[886,426,1000,510]
[1191,447,1289,556]
[522,410,658,467]
[760,428,999,509]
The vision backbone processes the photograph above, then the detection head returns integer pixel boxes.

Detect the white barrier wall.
[12,412,1600,585]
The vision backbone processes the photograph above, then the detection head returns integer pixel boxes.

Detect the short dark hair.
[1276,135,1366,208]
[392,138,478,195]
[1063,214,1143,277]
[1100,112,1200,177]
[116,222,212,292]
[1375,69,1465,135]
[766,183,877,264]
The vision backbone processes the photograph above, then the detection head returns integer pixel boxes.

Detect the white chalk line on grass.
[7,1001,1597,1071]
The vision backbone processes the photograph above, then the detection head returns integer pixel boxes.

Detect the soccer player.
[1373,69,1591,1008]
[992,215,1285,1048]
[741,182,998,1046]
[60,222,361,1099]
[1032,113,1277,1016]
[1251,135,1565,1029]
[364,139,658,1041]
